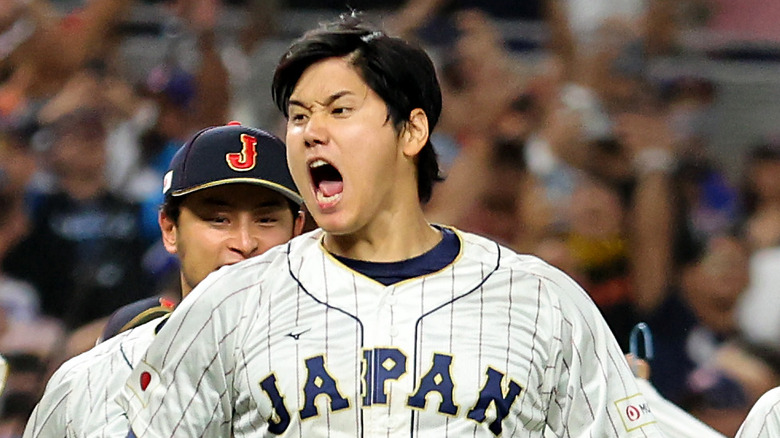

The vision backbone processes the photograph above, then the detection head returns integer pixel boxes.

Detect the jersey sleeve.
[735,387,780,438]
[538,267,665,437]
[23,373,71,438]
[119,266,246,437]
[22,351,94,438]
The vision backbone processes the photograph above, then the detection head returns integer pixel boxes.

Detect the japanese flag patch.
[127,360,162,408]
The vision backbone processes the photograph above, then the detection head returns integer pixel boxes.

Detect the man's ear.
[293,209,306,236]
[401,108,429,158]
[159,210,178,255]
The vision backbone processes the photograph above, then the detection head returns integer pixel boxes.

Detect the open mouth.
[309,159,344,205]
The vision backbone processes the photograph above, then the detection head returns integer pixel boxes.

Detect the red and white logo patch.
[614,394,656,432]
[127,360,161,407]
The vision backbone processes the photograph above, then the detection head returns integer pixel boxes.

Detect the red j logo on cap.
[226,134,258,171]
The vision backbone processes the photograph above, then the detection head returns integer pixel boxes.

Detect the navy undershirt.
[332,227,460,286]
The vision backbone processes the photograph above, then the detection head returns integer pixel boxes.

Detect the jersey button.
[387,296,397,306]
[390,326,399,337]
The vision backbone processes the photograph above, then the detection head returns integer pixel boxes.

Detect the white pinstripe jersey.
[23,317,164,438]
[121,228,665,437]
[735,386,780,438]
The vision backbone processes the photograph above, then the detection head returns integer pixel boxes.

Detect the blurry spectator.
[0,190,62,357]
[425,9,534,233]
[426,7,680,353]
[0,0,133,121]
[386,0,542,44]
[683,339,780,436]
[222,0,287,130]
[675,157,741,250]
[130,0,230,244]
[133,65,199,241]
[2,108,153,330]
[533,75,677,348]
[682,367,751,437]
[0,122,38,199]
[663,76,718,159]
[713,340,780,407]
[35,60,156,217]
[740,142,780,252]
[431,137,529,247]
[660,76,740,250]
[563,175,635,344]
[646,233,750,405]
[734,142,780,353]
[433,10,527,139]
[423,10,536,242]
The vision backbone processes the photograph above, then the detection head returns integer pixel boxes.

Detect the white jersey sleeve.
[23,365,74,438]
[120,254,273,437]
[23,318,161,438]
[735,386,780,438]
[23,342,100,438]
[512,254,663,437]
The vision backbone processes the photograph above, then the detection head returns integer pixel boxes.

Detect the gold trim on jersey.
[317,224,465,288]
[118,306,174,336]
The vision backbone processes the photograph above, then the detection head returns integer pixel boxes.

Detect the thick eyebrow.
[288,90,355,111]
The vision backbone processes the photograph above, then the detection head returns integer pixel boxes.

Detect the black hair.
[272,13,444,203]
[160,195,185,224]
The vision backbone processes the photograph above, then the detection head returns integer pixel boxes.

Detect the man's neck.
[324,213,441,263]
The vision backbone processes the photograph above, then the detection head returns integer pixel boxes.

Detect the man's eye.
[332,107,351,115]
[290,113,308,122]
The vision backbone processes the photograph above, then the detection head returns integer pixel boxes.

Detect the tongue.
[319,180,344,197]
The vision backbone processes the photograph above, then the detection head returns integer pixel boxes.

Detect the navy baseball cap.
[162,122,303,205]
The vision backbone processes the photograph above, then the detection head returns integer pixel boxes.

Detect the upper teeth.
[310,159,328,168]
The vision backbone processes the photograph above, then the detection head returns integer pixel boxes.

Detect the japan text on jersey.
[123,229,665,437]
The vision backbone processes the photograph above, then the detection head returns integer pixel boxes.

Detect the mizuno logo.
[287,329,311,340]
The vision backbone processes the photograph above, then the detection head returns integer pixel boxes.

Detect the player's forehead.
[288,57,370,107]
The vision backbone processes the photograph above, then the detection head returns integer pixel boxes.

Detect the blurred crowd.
[1,0,780,435]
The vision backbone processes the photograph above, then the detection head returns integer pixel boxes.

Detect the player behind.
[121,14,665,437]
[22,122,305,437]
